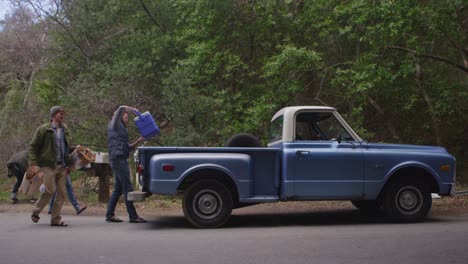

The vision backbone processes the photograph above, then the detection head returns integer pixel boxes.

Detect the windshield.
[295,112,354,141]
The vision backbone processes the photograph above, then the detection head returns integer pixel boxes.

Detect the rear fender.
[149,153,252,197]
[177,164,241,201]
[178,163,239,191]
[181,164,236,180]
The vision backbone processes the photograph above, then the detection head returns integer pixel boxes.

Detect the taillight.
[162,164,175,172]
[137,164,144,175]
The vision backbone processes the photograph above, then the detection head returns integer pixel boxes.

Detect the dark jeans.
[12,172,23,193]
[106,158,138,220]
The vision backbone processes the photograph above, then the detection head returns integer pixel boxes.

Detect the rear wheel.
[383,181,432,222]
[183,180,233,228]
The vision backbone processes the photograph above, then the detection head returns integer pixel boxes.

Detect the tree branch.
[385,46,468,73]
[137,0,163,31]
[23,0,89,59]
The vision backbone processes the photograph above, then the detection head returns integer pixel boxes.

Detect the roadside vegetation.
[0,0,466,205]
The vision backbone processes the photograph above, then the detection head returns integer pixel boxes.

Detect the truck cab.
[269,106,366,199]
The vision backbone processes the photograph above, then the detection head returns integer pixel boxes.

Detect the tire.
[383,181,432,222]
[224,133,261,147]
[351,200,381,213]
[183,180,233,228]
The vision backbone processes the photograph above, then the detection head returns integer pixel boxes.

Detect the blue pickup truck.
[131,106,456,228]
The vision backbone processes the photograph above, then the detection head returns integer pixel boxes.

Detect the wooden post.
[93,152,112,203]
[93,164,111,203]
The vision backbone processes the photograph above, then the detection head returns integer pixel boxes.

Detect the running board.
[240,196,279,203]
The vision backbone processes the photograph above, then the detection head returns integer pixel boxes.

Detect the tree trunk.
[23,67,35,108]
[366,96,400,141]
[415,62,442,146]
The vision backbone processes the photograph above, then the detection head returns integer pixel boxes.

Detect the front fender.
[384,161,441,185]
[365,161,442,200]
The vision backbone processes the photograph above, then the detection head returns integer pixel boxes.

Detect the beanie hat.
[50,106,64,118]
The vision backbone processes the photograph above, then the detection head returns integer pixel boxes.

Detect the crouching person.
[7,150,28,203]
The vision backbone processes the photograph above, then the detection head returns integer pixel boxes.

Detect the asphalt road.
[1,209,467,264]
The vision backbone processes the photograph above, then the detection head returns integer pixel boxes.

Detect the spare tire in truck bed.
[224,133,261,147]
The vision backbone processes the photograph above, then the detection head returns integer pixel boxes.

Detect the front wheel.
[383,181,432,222]
[183,180,233,228]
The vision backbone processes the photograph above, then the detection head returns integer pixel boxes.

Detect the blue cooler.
[134,110,160,140]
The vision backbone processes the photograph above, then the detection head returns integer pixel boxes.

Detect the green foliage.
[34,79,61,106]
[0,0,466,181]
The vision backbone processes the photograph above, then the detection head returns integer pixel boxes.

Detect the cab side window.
[295,113,322,141]
[295,112,352,141]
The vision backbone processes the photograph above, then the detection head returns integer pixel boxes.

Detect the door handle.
[296,150,310,155]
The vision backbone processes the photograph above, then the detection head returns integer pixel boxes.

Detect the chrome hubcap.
[193,190,222,220]
[396,186,423,214]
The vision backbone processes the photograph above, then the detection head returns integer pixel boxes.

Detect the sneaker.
[76,206,87,215]
[10,193,18,203]
[105,216,123,223]
[129,217,147,223]
[29,198,37,204]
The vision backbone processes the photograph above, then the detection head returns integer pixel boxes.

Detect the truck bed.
[138,146,281,199]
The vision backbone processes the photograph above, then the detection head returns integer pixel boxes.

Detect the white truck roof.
[271,106,336,121]
[269,105,362,145]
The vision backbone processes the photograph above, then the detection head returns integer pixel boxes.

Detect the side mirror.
[337,134,342,144]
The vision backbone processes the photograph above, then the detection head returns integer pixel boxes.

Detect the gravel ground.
[1,195,467,218]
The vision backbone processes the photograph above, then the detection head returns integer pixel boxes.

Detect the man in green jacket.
[29,106,72,227]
